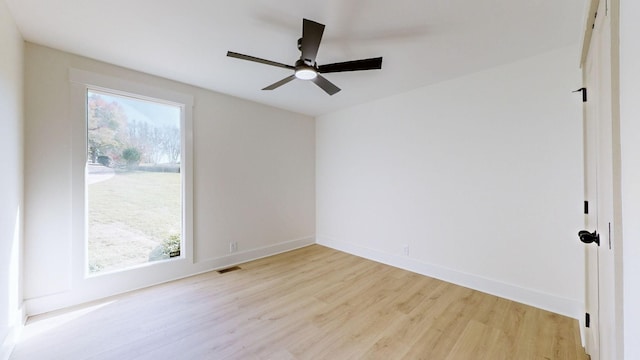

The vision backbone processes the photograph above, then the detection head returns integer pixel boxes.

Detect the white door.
[583,35,599,357]
[581,0,618,359]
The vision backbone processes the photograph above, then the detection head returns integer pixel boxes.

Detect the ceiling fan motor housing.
[297,38,315,66]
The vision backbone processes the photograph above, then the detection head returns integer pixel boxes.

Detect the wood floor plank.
[10,245,588,360]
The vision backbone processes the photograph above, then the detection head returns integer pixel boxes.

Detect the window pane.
[87,90,182,274]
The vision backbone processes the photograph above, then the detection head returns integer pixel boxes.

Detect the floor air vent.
[217,266,241,274]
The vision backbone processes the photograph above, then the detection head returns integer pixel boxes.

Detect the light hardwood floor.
[11,245,588,359]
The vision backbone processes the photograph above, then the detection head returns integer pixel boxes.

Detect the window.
[70,69,193,282]
[86,90,183,274]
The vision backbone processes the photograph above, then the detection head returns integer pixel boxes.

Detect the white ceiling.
[5,0,587,117]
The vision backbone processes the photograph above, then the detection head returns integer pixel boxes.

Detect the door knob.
[578,230,600,246]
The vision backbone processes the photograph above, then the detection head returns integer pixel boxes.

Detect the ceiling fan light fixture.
[295,67,317,80]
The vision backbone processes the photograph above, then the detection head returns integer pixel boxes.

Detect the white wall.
[23,43,315,314]
[619,0,640,357]
[317,46,584,318]
[0,1,24,359]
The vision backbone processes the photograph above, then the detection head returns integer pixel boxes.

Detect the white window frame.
[69,69,194,294]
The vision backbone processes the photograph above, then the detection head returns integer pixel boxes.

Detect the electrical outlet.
[402,244,409,256]
[229,241,238,253]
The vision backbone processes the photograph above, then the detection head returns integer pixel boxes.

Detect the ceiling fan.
[227,18,383,96]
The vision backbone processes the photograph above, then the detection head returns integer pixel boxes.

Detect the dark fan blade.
[227,51,294,70]
[263,75,296,90]
[301,19,325,64]
[312,75,341,95]
[318,57,383,73]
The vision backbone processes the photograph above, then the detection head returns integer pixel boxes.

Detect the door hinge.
[586,312,591,328]
[584,200,589,214]
[573,87,587,102]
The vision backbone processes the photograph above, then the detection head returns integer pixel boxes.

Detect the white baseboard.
[25,236,315,317]
[317,235,583,320]
[1,305,25,360]
[196,236,316,270]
